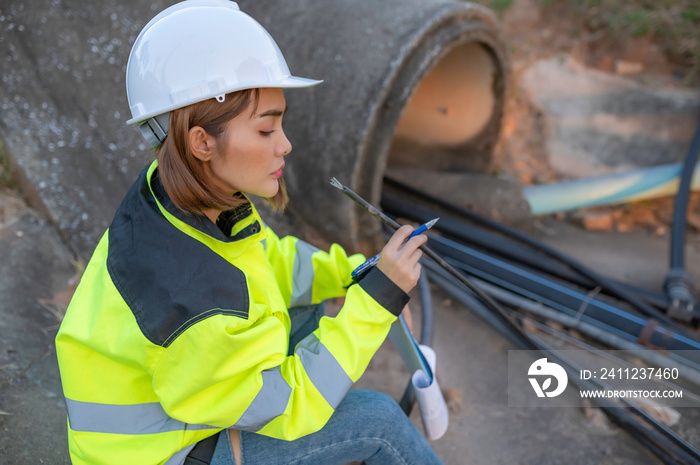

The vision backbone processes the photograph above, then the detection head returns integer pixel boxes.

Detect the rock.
[687,212,700,232]
[521,55,700,180]
[637,399,682,426]
[615,60,644,75]
[584,406,615,431]
[570,210,614,231]
[442,386,464,413]
[616,222,633,232]
[521,318,540,334]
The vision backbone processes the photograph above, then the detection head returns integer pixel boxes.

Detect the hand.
[376,225,426,294]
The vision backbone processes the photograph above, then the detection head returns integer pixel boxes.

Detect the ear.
[188,126,217,162]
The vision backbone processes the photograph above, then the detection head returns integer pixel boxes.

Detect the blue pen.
[351,217,439,280]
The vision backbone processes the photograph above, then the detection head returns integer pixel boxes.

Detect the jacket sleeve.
[262,226,366,308]
[151,267,409,441]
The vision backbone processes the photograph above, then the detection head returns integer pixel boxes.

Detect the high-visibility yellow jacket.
[56,161,408,465]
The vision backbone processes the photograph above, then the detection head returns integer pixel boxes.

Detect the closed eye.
[259,130,275,136]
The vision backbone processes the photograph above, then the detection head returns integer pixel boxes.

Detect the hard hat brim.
[276,76,324,89]
[126,77,323,126]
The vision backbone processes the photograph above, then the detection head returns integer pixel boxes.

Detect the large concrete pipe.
[0,0,178,259]
[0,0,507,259]
[238,0,509,255]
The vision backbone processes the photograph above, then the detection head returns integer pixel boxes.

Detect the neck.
[202,208,222,224]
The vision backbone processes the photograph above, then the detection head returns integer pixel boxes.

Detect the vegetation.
[482,0,514,14]
[0,138,14,189]
[478,0,700,83]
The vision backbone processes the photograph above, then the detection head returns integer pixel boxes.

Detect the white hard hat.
[125,0,322,147]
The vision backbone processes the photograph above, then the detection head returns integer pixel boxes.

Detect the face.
[204,88,291,199]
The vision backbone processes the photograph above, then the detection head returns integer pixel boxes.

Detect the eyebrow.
[257,106,287,118]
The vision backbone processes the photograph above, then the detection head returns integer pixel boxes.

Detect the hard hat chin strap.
[139,113,170,149]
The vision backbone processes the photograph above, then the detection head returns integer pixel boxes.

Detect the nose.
[278,129,292,157]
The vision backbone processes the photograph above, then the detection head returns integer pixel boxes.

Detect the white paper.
[412,345,449,440]
[388,316,449,440]
[388,314,432,381]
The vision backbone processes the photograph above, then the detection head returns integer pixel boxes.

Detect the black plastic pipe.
[665,119,700,322]
[380,184,700,463]
[426,263,700,464]
[670,119,700,270]
[537,339,700,465]
[383,177,692,329]
[417,270,434,347]
[382,190,587,283]
[427,235,700,360]
[382,187,674,311]
[333,178,540,351]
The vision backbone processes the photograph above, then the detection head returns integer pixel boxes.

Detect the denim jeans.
[210,304,444,465]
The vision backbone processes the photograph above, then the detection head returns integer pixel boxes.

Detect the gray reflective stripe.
[232,366,292,431]
[290,240,319,307]
[295,333,353,409]
[65,398,217,435]
[260,220,269,250]
[164,444,196,465]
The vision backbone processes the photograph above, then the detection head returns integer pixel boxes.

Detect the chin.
[252,181,280,199]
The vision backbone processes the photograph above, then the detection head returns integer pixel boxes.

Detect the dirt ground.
[493,0,700,236]
[1,0,699,463]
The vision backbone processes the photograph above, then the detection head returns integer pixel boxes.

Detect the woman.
[56,2,444,464]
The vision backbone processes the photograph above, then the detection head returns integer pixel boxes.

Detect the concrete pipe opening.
[389,41,496,172]
[238,0,509,255]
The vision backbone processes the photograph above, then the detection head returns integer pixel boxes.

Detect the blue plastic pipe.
[523,161,700,216]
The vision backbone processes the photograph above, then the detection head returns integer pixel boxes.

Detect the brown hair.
[156,88,288,215]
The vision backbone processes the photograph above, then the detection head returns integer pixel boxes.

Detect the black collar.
[149,168,260,243]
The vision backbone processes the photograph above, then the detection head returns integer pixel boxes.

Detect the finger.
[402,253,422,278]
[401,263,421,292]
[407,247,423,264]
[411,262,422,281]
[400,234,427,254]
[386,225,415,251]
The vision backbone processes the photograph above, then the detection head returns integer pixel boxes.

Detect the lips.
[272,163,285,178]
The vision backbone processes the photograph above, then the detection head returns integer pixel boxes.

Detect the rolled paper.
[412,345,449,440]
